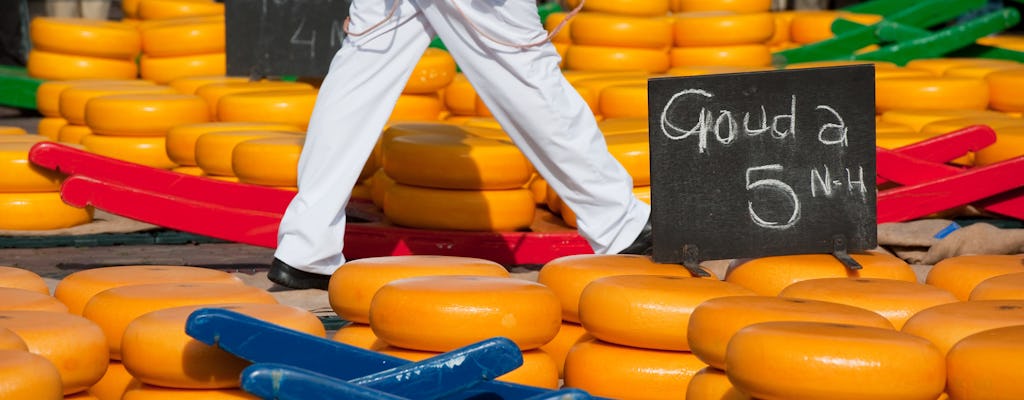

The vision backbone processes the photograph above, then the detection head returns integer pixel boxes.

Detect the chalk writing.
[660,90,796,154]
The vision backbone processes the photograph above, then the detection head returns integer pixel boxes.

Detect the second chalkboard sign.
[226,0,351,77]
[648,65,877,265]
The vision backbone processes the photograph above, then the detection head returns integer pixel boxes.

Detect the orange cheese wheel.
[669,44,772,67]
[0,311,109,394]
[539,322,589,378]
[81,135,177,169]
[172,166,204,176]
[987,69,1024,112]
[0,126,26,135]
[878,108,1008,132]
[0,141,63,193]
[0,349,64,400]
[875,67,936,80]
[369,276,561,351]
[726,321,945,400]
[605,131,650,185]
[581,0,669,17]
[571,75,649,112]
[725,251,916,296]
[921,118,1024,165]
[686,367,750,400]
[545,12,572,44]
[140,16,225,57]
[0,192,94,230]
[331,323,386,349]
[766,11,795,46]
[875,77,989,114]
[0,327,28,350]
[121,384,256,400]
[970,272,1024,300]
[88,362,135,400]
[566,45,670,73]
[598,84,647,119]
[875,120,920,150]
[901,300,1024,355]
[122,303,324,389]
[687,295,895,369]
[383,183,536,232]
[945,63,1024,79]
[946,325,1024,400]
[231,136,303,187]
[974,126,1024,166]
[137,0,224,20]
[538,254,714,323]
[55,265,243,315]
[30,18,141,59]
[166,121,303,166]
[785,60,898,70]
[390,93,444,121]
[383,132,531,190]
[36,80,154,118]
[59,124,92,144]
[0,267,50,295]
[597,117,649,136]
[169,75,249,95]
[403,48,456,94]
[569,13,673,49]
[369,168,393,209]
[673,12,775,47]
[905,57,1022,76]
[85,94,210,136]
[443,74,477,116]
[0,288,68,313]
[579,275,755,351]
[527,174,547,204]
[778,278,958,330]
[674,0,770,13]
[194,130,300,176]
[194,81,315,117]
[37,117,67,140]
[563,338,708,399]
[216,89,317,129]
[139,53,227,85]
[328,255,509,324]
[789,11,882,44]
[925,255,1024,300]
[59,84,176,125]
[27,50,139,81]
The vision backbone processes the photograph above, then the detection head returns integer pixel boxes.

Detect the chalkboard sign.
[226,0,351,77]
[648,65,876,264]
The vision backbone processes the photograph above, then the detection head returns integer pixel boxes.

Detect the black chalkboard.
[225,0,351,77]
[648,65,877,264]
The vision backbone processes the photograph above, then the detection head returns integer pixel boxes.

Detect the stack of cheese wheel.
[194,81,315,121]
[367,275,562,389]
[167,122,304,177]
[137,14,227,84]
[195,130,303,182]
[569,72,650,118]
[391,48,455,122]
[724,250,918,296]
[217,89,318,130]
[564,2,672,73]
[875,76,991,115]
[564,275,754,398]
[27,18,140,80]
[35,79,156,141]
[169,75,249,95]
[785,10,881,46]
[379,122,536,231]
[57,83,176,144]
[0,310,111,397]
[670,6,774,69]
[924,254,1024,301]
[0,136,94,230]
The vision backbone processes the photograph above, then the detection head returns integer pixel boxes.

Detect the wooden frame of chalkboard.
[648,65,877,265]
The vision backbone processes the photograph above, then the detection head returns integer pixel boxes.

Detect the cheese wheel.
[945,64,1024,79]
[0,327,28,350]
[88,362,135,400]
[37,118,67,141]
[330,323,386,349]
[878,109,1008,132]
[875,67,936,80]
[581,0,669,17]
[970,272,1024,300]
[946,325,1024,400]
[974,125,1024,166]
[443,74,477,116]
[579,275,755,351]
[726,321,945,400]
[0,288,68,313]
[81,135,177,169]
[876,77,989,113]
[778,278,958,330]
[765,10,795,46]
[166,122,303,166]
[789,11,882,44]
[785,60,898,70]
[874,120,920,149]
[122,303,324,389]
[539,322,589,378]
[369,168,392,209]
[230,136,302,186]
[85,94,210,136]
[0,142,63,193]
[59,84,176,125]
[0,349,64,400]
[901,300,1024,355]
[195,81,315,117]
[597,117,648,136]
[169,76,249,95]
[59,124,93,144]
[83,282,276,359]
[673,12,774,47]
[563,338,708,399]
[55,265,243,316]
[383,183,535,232]
[725,251,917,296]
[538,254,714,323]
[566,45,670,73]
[0,192,94,230]
[687,295,895,369]
[570,74,649,112]
[194,130,299,176]
[604,131,651,186]
[545,12,572,44]
[598,84,647,119]
[139,53,226,84]
[569,13,673,49]
[669,44,772,67]
[137,0,224,20]
[390,93,444,121]
[919,116,1024,138]
[675,0,770,13]
[30,18,141,59]
[403,48,456,94]
[905,57,1022,77]
[27,50,139,81]
[0,311,109,394]
[216,89,317,129]
[123,0,141,17]
[987,69,1024,112]
[328,255,509,324]
[686,367,750,400]
[383,132,531,190]
[369,276,561,351]
[37,80,154,118]
[140,16,225,57]
[926,255,1024,300]
[121,384,256,400]
[0,127,24,136]
[0,267,50,295]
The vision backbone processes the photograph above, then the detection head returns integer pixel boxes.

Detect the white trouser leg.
[46,0,79,17]
[274,0,433,274]
[80,0,111,20]
[412,0,650,254]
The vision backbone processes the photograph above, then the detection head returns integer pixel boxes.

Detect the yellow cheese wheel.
[166,121,303,166]
[30,18,141,59]
[230,136,302,186]
[563,338,708,399]
[879,108,1008,132]
[0,288,68,313]
[905,57,1022,76]
[766,10,795,46]
[27,50,138,81]
[945,63,1024,80]
[169,75,249,95]
[570,13,673,49]
[369,168,392,209]
[137,0,224,20]
[779,278,959,330]
[139,53,226,84]
[901,300,1024,355]
[0,327,28,350]
[579,275,755,351]
[673,12,774,47]
[0,266,50,295]
[785,60,898,70]
[946,325,1024,400]
[121,384,256,400]
[331,323,386,349]
[403,48,456,95]
[926,255,1024,300]
[58,124,93,144]
[195,81,315,117]
[789,11,882,44]
[727,321,945,400]
[545,12,572,44]
[369,276,560,351]
[383,183,535,232]
[970,272,1024,300]
[123,0,141,17]
[686,367,750,400]
[36,79,154,118]
[581,0,669,17]
[82,282,276,359]
[674,0,770,13]
[390,93,444,122]
[539,322,589,378]
[876,77,990,113]
[538,254,714,323]
[919,116,1024,138]
[443,74,477,116]
[135,13,222,31]
[987,69,1024,112]
[0,349,64,400]
[88,362,135,400]
[55,265,243,315]
[194,130,299,176]
[566,45,670,73]
[725,251,917,296]
[0,141,63,193]
[122,303,324,389]
[605,131,651,186]
[974,125,1024,166]
[0,311,109,395]
[59,84,176,125]
[0,192,93,230]
[669,44,772,67]
[216,89,317,129]
[977,34,1024,51]
[570,74,649,113]
[81,134,177,169]
[140,16,225,57]
[875,120,920,149]
[85,94,210,136]
[598,83,647,119]
[37,117,67,141]
[171,166,203,176]
[687,295,895,370]
[0,135,47,145]
[596,117,648,137]
[383,132,531,190]
[0,127,25,135]
[328,255,509,324]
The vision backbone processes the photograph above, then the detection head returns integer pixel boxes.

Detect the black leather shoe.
[617,217,653,256]
[268,258,331,290]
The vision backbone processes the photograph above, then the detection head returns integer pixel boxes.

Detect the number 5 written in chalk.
[746,164,800,230]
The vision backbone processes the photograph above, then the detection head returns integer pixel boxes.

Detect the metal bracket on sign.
[832,235,863,271]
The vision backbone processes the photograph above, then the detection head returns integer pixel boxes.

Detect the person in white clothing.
[269,0,653,289]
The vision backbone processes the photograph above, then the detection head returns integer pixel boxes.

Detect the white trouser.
[46,0,111,19]
[275,0,651,275]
